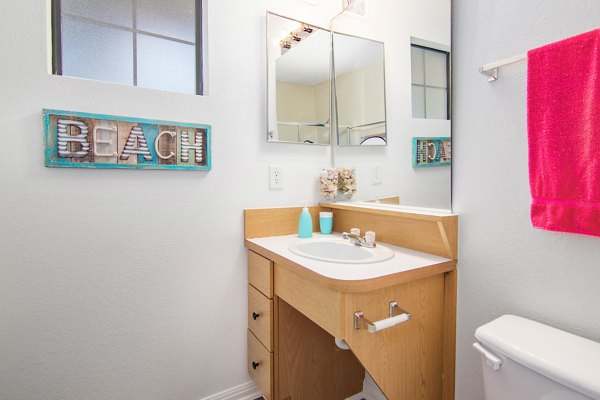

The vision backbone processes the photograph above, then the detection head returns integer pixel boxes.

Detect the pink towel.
[527,29,600,237]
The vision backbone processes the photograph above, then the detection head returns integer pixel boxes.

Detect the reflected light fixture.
[279,23,318,54]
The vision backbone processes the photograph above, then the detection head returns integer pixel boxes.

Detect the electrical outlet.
[269,165,283,189]
[373,166,382,185]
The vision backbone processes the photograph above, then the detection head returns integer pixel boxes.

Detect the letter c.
[155,130,177,160]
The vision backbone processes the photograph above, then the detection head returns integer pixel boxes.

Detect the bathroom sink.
[288,237,394,264]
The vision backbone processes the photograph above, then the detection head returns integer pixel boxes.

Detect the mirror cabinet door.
[267,13,331,145]
[332,33,386,146]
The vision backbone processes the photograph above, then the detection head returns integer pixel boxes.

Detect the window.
[411,44,449,119]
[51,0,203,95]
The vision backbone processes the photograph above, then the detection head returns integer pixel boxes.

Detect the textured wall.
[0,1,447,400]
[453,1,600,399]
[0,1,334,399]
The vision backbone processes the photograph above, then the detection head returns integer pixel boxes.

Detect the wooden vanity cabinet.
[247,251,274,399]
[244,205,458,400]
[247,251,365,400]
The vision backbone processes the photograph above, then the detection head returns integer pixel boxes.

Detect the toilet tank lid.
[475,315,600,400]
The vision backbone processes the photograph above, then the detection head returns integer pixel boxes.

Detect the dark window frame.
[51,0,204,95]
[411,43,450,120]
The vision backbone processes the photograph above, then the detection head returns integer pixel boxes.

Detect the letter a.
[120,126,153,161]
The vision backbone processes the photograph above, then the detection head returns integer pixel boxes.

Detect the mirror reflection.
[267,13,331,145]
[332,33,386,146]
[265,0,451,210]
[330,1,451,210]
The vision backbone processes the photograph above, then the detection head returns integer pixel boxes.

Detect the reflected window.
[51,0,204,95]
[411,44,449,119]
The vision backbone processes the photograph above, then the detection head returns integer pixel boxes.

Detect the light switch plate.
[373,166,382,185]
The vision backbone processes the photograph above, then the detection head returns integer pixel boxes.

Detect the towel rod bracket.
[479,66,498,82]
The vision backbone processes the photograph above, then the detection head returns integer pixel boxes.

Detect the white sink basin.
[288,238,394,264]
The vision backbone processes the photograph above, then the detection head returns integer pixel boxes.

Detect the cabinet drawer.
[248,330,272,400]
[248,284,273,351]
[248,251,273,298]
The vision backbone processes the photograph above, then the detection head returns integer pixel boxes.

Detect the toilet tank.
[474,315,600,400]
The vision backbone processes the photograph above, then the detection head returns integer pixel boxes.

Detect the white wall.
[0,1,336,400]
[453,1,600,399]
[0,1,449,399]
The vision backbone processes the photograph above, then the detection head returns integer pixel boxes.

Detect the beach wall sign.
[43,109,211,170]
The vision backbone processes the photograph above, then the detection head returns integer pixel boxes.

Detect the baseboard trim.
[198,373,384,400]
[345,392,366,400]
[199,381,262,400]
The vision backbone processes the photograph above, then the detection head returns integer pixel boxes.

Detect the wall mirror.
[332,32,386,146]
[267,13,332,145]
[330,1,451,211]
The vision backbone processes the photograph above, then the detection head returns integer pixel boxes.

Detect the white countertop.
[248,233,451,281]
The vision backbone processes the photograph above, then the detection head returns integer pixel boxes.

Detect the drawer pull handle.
[251,361,260,370]
[354,301,411,333]
[252,312,260,320]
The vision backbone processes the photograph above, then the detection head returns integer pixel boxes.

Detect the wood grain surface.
[248,250,273,298]
[344,274,446,400]
[248,330,273,400]
[277,298,364,400]
[244,206,324,239]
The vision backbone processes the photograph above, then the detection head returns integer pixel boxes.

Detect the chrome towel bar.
[354,301,411,333]
[479,53,527,81]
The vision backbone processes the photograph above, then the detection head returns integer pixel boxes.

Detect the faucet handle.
[364,231,376,245]
[350,227,361,237]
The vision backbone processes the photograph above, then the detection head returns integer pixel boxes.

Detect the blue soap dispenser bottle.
[298,201,313,238]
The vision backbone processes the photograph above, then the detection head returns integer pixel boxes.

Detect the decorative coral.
[337,167,357,199]
[319,168,338,200]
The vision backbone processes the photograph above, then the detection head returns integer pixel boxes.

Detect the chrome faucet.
[342,229,377,248]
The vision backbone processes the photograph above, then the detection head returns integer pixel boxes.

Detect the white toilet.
[474,315,600,400]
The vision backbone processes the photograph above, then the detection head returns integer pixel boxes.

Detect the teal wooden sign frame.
[412,137,451,168]
[43,109,211,170]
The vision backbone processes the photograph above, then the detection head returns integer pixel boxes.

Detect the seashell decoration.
[319,168,338,200]
[337,167,357,199]
[319,167,357,200]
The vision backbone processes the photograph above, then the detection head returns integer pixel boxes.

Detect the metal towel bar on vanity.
[354,301,411,333]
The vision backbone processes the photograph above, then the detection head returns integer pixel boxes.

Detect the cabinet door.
[344,274,445,400]
[248,284,273,351]
[248,250,273,298]
[248,330,273,400]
